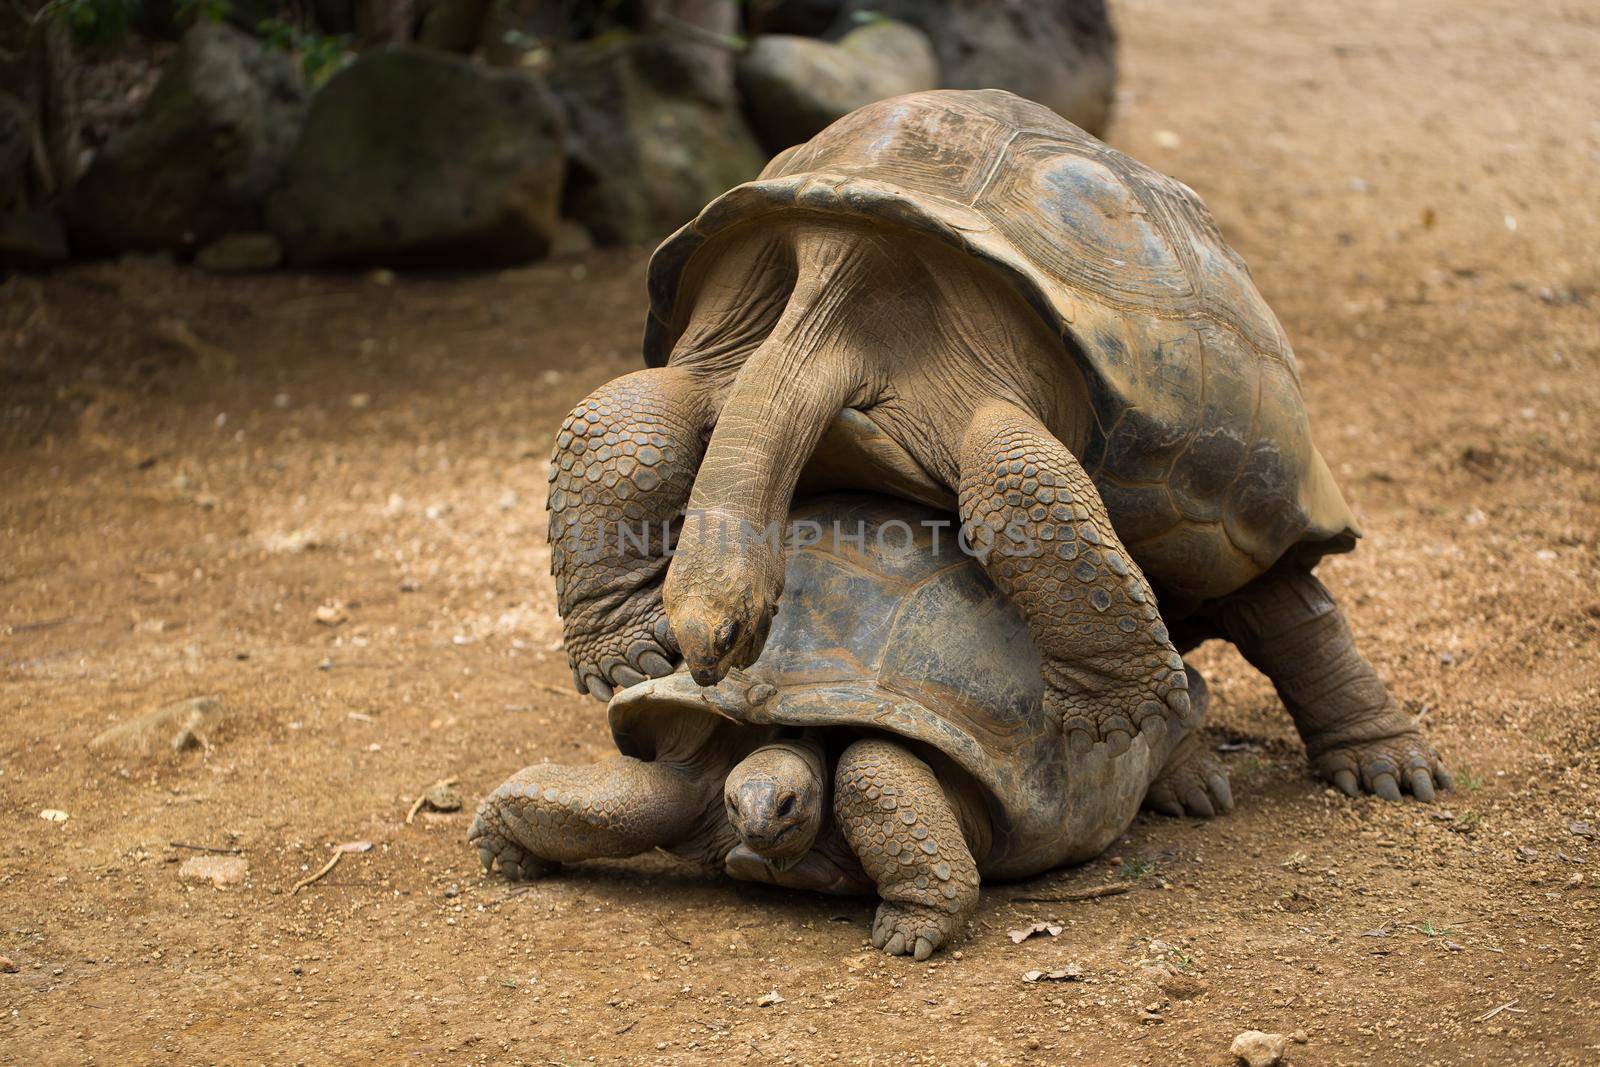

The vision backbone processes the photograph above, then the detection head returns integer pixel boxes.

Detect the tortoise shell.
[610,494,1196,878]
[643,89,1358,601]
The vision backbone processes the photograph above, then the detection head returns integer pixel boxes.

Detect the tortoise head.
[724,739,827,869]
[663,525,781,686]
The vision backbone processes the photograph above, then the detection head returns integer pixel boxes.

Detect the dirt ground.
[3,0,1599,1062]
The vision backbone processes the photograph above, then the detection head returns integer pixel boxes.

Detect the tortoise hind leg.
[550,367,713,700]
[956,400,1194,755]
[470,757,717,879]
[1211,562,1451,802]
[834,739,981,962]
[1144,664,1234,818]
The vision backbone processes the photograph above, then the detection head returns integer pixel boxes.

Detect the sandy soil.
[3,0,1599,1062]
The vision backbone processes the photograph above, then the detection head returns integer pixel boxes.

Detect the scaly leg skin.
[834,739,981,962]
[469,757,711,879]
[957,401,1192,755]
[1213,563,1451,802]
[549,367,713,700]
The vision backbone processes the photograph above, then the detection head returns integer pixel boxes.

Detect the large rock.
[267,49,566,266]
[841,0,1118,136]
[2,13,79,266]
[736,20,938,151]
[549,35,766,247]
[67,22,306,254]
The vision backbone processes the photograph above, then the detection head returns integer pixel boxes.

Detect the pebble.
[422,783,463,813]
[1230,1030,1288,1067]
[0,955,17,973]
[39,809,69,822]
[178,855,248,887]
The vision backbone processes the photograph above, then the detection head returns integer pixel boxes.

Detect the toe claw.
[586,677,614,702]
[1410,769,1436,803]
[884,932,907,957]
[638,650,673,677]
[1180,786,1214,818]
[1433,763,1454,791]
[1371,772,1402,802]
[913,937,934,962]
[1206,772,1234,813]
[610,665,646,689]
[1332,769,1360,797]
[1104,729,1131,757]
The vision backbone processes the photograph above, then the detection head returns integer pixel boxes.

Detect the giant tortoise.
[474,495,1227,959]
[546,89,1448,800]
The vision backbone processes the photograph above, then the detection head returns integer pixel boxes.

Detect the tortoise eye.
[778,794,796,817]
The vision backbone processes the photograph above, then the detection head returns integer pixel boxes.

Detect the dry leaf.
[1022,963,1085,983]
[1008,922,1064,944]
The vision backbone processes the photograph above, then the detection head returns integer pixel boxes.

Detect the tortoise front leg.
[470,757,717,879]
[834,739,981,961]
[1212,563,1451,801]
[957,400,1193,755]
[549,367,713,700]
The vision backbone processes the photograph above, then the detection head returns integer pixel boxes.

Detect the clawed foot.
[469,801,560,881]
[564,612,679,702]
[1054,667,1190,757]
[1313,725,1452,802]
[1146,745,1234,818]
[870,901,963,962]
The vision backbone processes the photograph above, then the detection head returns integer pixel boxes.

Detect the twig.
[1010,881,1136,904]
[406,776,460,825]
[1474,999,1522,1023]
[5,617,72,635]
[171,841,243,856]
[658,920,692,946]
[530,682,573,698]
[291,852,342,894]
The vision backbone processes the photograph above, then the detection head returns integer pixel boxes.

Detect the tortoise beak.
[727,780,804,861]
[676,602,771,686]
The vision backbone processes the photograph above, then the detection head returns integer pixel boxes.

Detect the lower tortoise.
[473,495,1230,959]
[546,89,1447,800]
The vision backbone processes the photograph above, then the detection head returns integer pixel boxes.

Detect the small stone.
[1230,1030,1288,1067]
[315,601,348,626]
[1291,1030,1308,1044]
[39,809,69,822]
[422,783,463,813]
[1154,129,1181,149]
[0,955,17,973]
[756,989,784,1007]
[178,855,248,887]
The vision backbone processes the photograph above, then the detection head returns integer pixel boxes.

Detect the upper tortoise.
[547,89,1448,800]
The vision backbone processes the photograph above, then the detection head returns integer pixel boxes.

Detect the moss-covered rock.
[266,49,566,266]
[736,20,938,152]
[549,35,766,247]
[840,0,1118,137]
[66,22,307,254]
